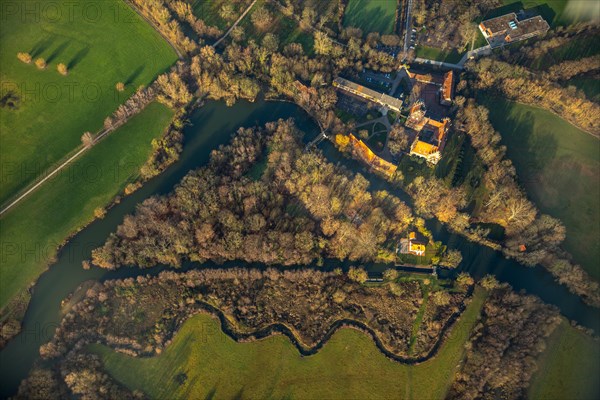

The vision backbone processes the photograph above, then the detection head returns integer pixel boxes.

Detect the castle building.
[406,102,449,165]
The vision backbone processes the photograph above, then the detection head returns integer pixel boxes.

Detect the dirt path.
[0,128,112,216]
[213,0,258,48]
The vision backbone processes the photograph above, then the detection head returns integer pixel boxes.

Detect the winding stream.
[1,99,598,398]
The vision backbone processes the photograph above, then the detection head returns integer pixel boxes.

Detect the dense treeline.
[91,119,416,268]
[167,0,224,41]
[448,285,561,399]
[546,55,600,81]
[130,0,196,54]
[465,58,600,135]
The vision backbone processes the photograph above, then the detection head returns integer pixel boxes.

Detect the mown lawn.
[478,95,600,279]
[0,0,177,204]
[0,103,174,310]
[415,46,463,64]
[529,320,600,400]
[343,0,396,35]
[93,288,487,400]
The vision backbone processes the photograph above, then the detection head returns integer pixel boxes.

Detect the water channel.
[1,98,598,398]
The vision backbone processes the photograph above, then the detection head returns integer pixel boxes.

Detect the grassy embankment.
[0,0,177,204]
[93,288,487,400]
[0,103,174,310]
[529,320,600,400]
[479,96,600,279]
[343,0,396,35]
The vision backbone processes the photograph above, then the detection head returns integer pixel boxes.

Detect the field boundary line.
[0,127,113,216]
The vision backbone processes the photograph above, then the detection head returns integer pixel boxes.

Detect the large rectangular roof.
[334,77,404,111]
[480,13,549,40]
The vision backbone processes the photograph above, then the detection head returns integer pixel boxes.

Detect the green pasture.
[529,319,600,400]
[0,0,177,204]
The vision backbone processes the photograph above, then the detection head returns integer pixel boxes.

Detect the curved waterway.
[1,98,598,398]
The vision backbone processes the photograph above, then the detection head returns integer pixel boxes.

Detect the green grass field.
[479,96,600,279]
[0,0,177,204]
[93,288,487,400]
[0,103,174,310]
[343,0,396,35]
[529,320,600,400]
[500,0,598,26]
[415,46,463,64]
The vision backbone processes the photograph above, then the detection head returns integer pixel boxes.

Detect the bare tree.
[17,52,32,64]
[81,132,94,148]
[57,63,68,76]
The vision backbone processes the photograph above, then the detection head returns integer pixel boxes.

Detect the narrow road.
[213,0,258,48]
[403,0,413,58]
[414,57,464,70]
[414,45,491,70]
[0,128,111,216]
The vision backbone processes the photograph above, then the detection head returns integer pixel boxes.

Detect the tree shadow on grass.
[46,41,70,64]
[528,4,556,26]
[345,3,395,35]
[30,37,55,58]
[204,387,217,400]
[482,2,556,25]
[67,47,90,70]
[125,65,145,86]
[232,388,245,400]
[482,1,524,20]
